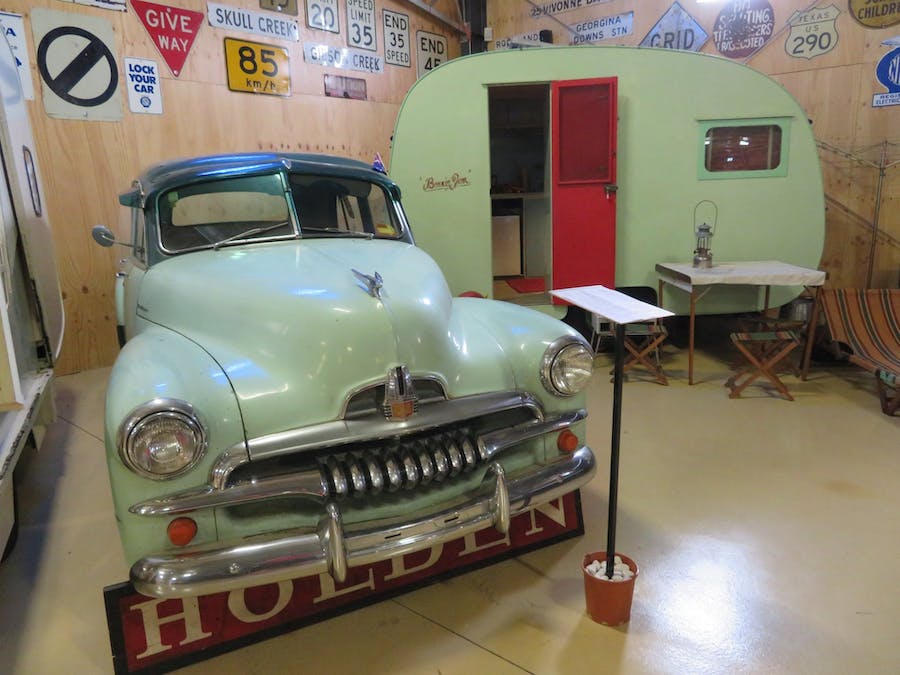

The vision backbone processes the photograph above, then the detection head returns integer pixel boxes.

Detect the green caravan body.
[389,46,825,318]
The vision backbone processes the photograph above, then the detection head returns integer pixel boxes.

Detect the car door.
[119,207,147,344]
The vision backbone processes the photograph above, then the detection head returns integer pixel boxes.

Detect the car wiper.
[212,221,292,250]
[300,227,374,239]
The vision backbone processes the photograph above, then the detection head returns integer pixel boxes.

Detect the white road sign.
[124,57,163,114]
[346,0,376,51]
[382,10,410,67]
[306,0,340,33]
[0,13,34,100]
[416,30,446,78]
[31,8,123,121]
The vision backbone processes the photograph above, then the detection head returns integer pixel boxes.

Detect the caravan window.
[698,118,790,179]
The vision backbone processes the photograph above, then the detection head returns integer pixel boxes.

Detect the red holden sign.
[104,492,584,674]
[131,0,203,77]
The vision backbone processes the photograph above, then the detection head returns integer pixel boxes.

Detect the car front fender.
[104,325,247,563]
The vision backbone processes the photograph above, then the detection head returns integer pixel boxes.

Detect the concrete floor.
[1,332,898,674]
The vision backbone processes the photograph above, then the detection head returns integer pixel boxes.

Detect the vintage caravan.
[389,46,825,322]
[0,32,64,557]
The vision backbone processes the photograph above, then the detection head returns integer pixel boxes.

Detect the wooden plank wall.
[1,0,460,375]
[488,0,900,289]
[5,0,899,375]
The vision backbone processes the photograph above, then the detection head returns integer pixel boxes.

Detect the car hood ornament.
[352,268,383,299]
[383,365,418,421]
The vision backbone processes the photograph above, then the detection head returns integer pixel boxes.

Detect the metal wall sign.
[303,43,383,73]
[382,10,410,67]
[570,11,633,45]
[784,5,839,59]
[873,46,900,107]
[208,2,300,41]
[259,0,298,16]
[640,2,709,52]
[0,13,34,100]
[124,57,163,114]
[58,0,126,10]
[131,0,204,78]
[346,0,376,52]
[712,0,775,59]
[324,73,367,99]
[529,0,603,19]
[416,30,447,78]
[224,37,291,95]
[30,8,122,121]
[491,30,548,50]
[849,0,900,28]
[306,0,340,33]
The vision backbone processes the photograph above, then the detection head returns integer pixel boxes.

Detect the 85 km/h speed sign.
[224,37,290,96]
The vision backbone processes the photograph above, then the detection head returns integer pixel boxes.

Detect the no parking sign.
[30,8,123,121]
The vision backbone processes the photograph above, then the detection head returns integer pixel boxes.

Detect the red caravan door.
[551,78,617,299]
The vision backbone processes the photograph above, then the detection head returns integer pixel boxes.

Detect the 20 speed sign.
[224,38,290,96]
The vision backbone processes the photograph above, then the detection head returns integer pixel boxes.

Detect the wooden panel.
[5,0,900,373]
[1,0,459,374]
[487,0,899,291]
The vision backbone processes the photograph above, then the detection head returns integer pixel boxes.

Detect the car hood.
[138,239,513,440]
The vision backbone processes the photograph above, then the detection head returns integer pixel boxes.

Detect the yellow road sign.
[224,38,290,96]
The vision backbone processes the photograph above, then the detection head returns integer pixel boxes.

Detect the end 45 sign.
[416,30,446,78]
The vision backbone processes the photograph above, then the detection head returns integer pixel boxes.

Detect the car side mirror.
[92,224,132,248]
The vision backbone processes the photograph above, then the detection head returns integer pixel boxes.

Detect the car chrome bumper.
[131,445,596,598]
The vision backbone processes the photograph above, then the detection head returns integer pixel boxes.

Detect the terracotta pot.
[582,551,638,626]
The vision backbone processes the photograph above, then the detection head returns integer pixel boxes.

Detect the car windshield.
[158,173,294,253]
[289,174,403,239]
[157,171,403,253]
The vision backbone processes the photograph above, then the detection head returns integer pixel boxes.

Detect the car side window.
[289,174,402,238]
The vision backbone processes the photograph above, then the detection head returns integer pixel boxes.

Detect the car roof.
[119,152,400,207]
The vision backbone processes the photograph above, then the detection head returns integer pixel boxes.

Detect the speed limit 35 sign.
[224,37,290,96]
[346,0,376,52]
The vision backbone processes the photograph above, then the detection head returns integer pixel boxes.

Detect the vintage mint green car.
[93,153,596,598]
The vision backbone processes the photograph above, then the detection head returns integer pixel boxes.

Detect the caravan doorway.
[488,79,618,307]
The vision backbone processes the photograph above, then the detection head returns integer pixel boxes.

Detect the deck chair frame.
[819,289,900,416]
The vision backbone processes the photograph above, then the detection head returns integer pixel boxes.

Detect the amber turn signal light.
[557,429,579,453]
[167,517,198,547]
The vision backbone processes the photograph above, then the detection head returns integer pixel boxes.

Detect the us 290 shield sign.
[224,38,290,96]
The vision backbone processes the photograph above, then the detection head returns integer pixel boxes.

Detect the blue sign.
[875,46,900,92]
[873,46,900,108]
[640,1,708,52]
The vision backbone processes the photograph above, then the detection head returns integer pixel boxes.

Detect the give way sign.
[131,0,203,77]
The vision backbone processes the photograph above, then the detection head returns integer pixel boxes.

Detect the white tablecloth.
[656,260,826,287]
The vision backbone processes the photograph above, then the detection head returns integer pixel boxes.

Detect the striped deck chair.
[819,289,900,416]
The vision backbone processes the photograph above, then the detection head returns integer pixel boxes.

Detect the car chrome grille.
[319,430,485,499]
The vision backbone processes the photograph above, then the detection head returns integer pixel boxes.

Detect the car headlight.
[118,399,207,479]
[541,337,594,397]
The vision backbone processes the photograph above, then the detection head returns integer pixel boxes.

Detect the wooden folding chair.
[621,322,669,385]
[726,330,800,400]
[735,314,806,377]
[590,288,669,386]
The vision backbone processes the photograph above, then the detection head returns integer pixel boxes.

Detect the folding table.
[655,261,826,385]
